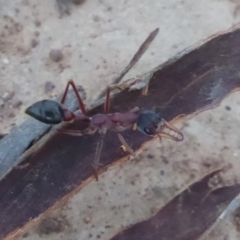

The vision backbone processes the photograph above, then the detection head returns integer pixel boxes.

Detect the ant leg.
[104,88,140,115]
[104,87,111,114]
[61,80,87,115]
[93,133,105,181]
[131,107,140,131]
[117,133,136,157]
[57,126,96,136]
[56,129,87,136]
[142,83,149,96]
[156,133,162,143]
[98,28,159,99]
[104,85,137,113]
[130,106,140,113]
[127,71,153,95]
[107,70,153,97]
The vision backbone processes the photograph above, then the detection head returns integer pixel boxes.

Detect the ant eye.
[44,110,57,121]
[144,127,153,135]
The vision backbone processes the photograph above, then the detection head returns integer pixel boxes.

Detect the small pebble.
[49,49,64,62]
[83,216,91,224]
[44,81,56,93]
[225,106,231,111]
[160,170,165,176]
[89,33,97,38]
[34,20,41,27]
[2,58,9,64]
[147,153,154,159]
[8,111,15,118]
[2,91,14,101]
[93,15,100,22]
[31,39,38,48]
[12,100,22,108]
[34,31,40,37]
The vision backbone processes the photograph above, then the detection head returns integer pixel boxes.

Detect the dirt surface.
[1,0,240,239]
[1,0,240,134]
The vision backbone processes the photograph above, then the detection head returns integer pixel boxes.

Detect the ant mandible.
[25,28,183,180]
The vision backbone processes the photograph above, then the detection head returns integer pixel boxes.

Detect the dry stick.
[97,28,159,100]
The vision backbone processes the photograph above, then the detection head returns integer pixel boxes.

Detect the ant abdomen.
[25,100,65,124]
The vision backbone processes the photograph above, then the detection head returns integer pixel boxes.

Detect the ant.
[25,28,184,180]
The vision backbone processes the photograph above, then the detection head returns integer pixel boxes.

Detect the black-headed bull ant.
[25,28,184,180]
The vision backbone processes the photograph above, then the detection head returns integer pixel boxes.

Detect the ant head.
[137,110,184,141]
[136,110,162,136]
[25,100,66,124]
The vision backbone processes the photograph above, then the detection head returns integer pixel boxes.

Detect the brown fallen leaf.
[110,169,240,240]
[1,25,240,240]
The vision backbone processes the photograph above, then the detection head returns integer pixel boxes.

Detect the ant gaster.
[25,28,183,180]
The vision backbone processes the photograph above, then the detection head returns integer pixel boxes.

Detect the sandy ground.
[1,0,240,239]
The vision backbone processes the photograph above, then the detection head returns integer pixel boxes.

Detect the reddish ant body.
[25,28,183,180]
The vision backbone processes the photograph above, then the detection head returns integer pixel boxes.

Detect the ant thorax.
[110,111,139,131]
